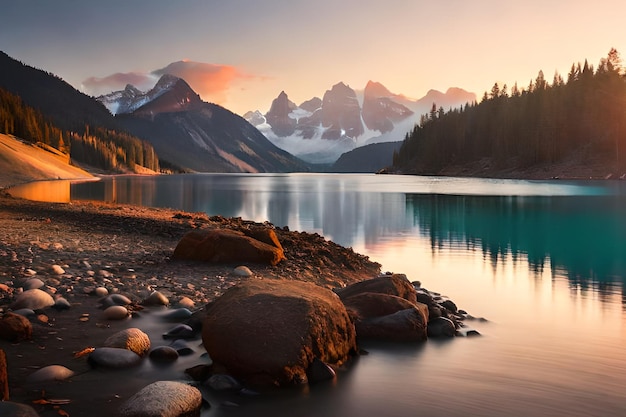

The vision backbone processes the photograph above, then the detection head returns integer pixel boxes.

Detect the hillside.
[0,134,93,188]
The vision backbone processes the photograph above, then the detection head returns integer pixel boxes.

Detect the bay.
[8,173,626,416]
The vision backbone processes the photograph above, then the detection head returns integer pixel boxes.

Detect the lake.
[8,173,626,416]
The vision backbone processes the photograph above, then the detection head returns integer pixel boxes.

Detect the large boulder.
[173,228,285,266]
[202,278,357,387]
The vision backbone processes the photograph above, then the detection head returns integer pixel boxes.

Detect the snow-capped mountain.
[97,74,184,115]
[97,75,308,173]
[245,81,475,164]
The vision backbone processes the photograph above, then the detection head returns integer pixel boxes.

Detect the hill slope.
[0,134,93,188]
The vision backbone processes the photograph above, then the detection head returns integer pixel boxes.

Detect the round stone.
[88,347,143,368]
[149,346,179,363]
[104,328,151,356]
[22,278,44,290]
[103,305,129,320]
[51,265,65,275]
[27,365,75,383]
[233,265,253,277]
[11,289,55,310]
[143,291,169,306]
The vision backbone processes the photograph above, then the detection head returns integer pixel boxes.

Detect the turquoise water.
[8,174,626,416]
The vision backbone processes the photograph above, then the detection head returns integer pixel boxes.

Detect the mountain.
[102,76,309,173]
[330,141,403,173]
[0,51,159,173]
[245,81,475,164]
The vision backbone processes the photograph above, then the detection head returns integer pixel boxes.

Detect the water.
[8,174,626,416]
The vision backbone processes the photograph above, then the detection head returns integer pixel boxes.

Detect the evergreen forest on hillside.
[392,49,626,176]
[0,87,159,172]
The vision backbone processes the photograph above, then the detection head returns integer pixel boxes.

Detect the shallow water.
[8,173,626,416]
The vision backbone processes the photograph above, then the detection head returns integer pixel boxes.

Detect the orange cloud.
[81,72,156,96]
[152,61,243,104]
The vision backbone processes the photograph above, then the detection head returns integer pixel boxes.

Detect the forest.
[0,87,159,172]
[392,49,626,176]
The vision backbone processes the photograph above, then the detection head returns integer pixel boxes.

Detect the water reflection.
[9,174,626,303]
[405,194,626,290]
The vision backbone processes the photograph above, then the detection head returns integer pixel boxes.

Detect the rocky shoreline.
[0,192,479,416]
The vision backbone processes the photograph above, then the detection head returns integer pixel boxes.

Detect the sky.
[1,0,624,116]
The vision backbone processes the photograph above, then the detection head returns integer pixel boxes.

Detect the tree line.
[393,49,626,175]
[0,87,159,172]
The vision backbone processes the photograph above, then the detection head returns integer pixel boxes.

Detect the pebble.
[94,286,109,297]
[26,365,75,383]
[149,346,179,363]
[53,296,71,310]
[206,374,242,391]
[88,347,143,369]
[143,290,169,306]
[101,294,132,307]
[233,266,253,277]
[22,278,44,290]
[104,328,151,356]
[51,264,65,275]
[103,305,129,320]
[160,307,192,321]
[175,296,195,309]
[162,324,196,340]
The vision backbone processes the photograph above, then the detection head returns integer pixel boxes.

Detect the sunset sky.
[1,0,624,115]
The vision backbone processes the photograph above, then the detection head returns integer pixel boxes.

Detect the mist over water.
[8,174,626,417]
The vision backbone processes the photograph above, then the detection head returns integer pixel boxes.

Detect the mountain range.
[0,50,476,176]
[244,81,476,164]
[97,76,308,173]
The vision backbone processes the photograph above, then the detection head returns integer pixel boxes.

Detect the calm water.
[8,174,626,416]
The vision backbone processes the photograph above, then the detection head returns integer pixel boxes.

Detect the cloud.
[151,60,242,103]
[81,72,158,96]
[82,60,255,106]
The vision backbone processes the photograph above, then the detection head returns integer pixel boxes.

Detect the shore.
[0,191,381,414]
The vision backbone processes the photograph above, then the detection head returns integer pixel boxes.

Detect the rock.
[26,364,75,383]
[22,278,44,290]
[118,381,202,417]
[104,328,151,356]
[427,317,457,338]
[440,299,458,313]
[356,308,428,342]
[202,278,356,387]
[100,294,131,307]
[233,266,253,277]
[163,324,196,340]
[341,292,420,320]
[53,296,71,310]
[175,297,195,309]
[94,286,109,297]
[0,401,40,417]
[10,288,55,310]
[0,312,32,342]
[88,347,143,369]
[149,346,179,363]
[143,291,169,306]
[11,308,36,318]
[306,357,336,384]
[103,305,129,320]
[51,264,65,275]
[160,308,192,321]
[173,228,285,266]
[335,274,417,304]
[206,374,242,391]
[169,339,194,356]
